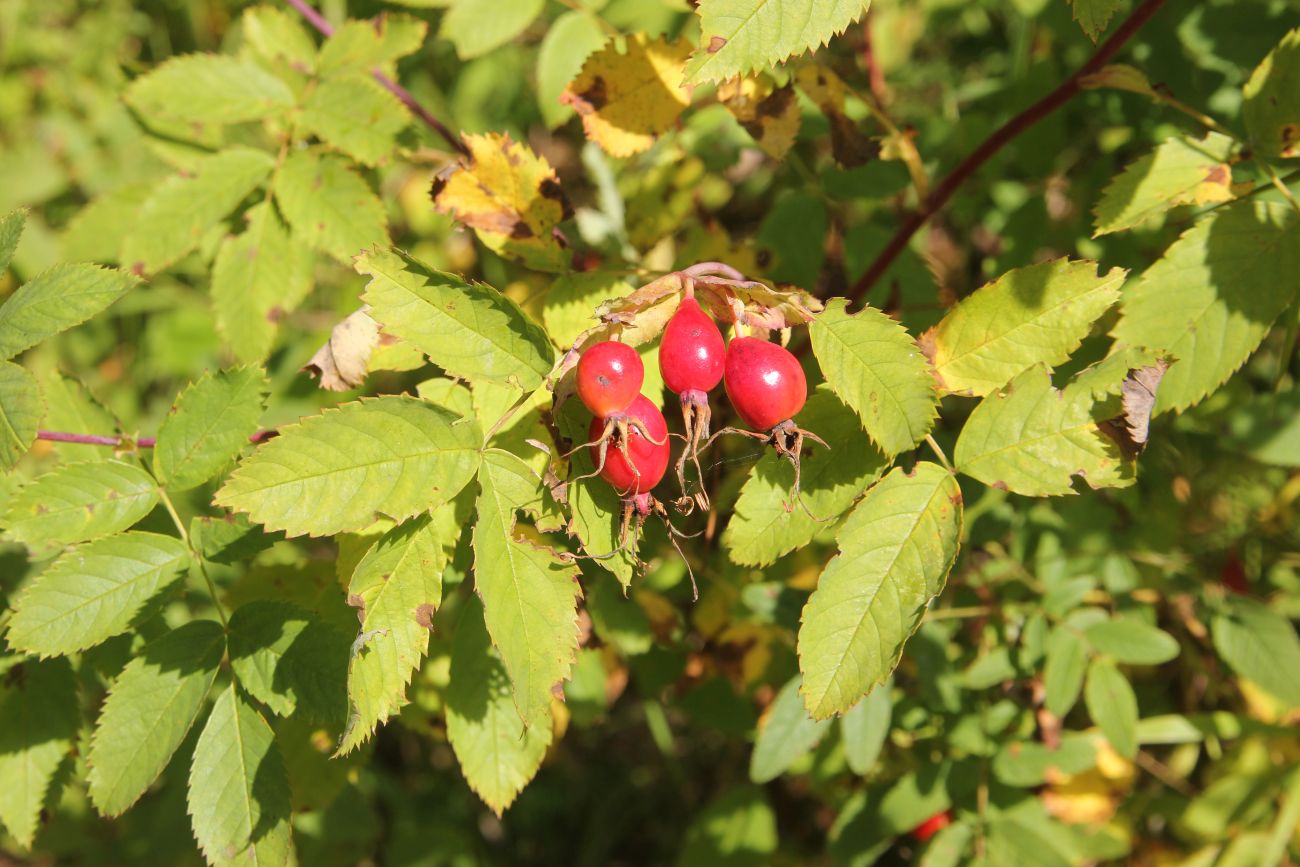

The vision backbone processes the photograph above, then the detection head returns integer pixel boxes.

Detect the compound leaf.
[317,15,427,76]
[2,460,158,551]
[215,396,481,538]
[125,54,294,126]
[798,462,962,719]
[301,74,410,166]
[87,621,224,816]
[6,532,192,657]
[155,366,269,492]
[275,150,388,264]
[0,263,139,360]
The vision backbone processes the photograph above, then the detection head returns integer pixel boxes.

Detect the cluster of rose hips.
[572,290,820,546]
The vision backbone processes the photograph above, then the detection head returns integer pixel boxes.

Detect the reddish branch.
[37,430,278,448]
[847,0,1170,304]
[283,0,467,156]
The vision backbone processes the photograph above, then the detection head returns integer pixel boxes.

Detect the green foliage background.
[1,0,1299,864]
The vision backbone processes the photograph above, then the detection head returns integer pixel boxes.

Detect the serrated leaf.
[1211,596,1300,708]
[750,675,832,782]
[228,601,349,722]
[1043,624,1087,717]
[679,786,778,865]
[125,54,294,126]
[1084,619,1179,665]
[39,371,118,462]
[62,183,152,264]
[242,5,318,73]
[474,449,581,728]
[275,150,388,264]
[724,387,888,567]
[188,684,296,866]
[6,532,192,657]
[541,272,634,347]
[301,307,383,392]
[0,263,139,360]
[317,14,427,76]
[565,461,638,588]
[0,658,79,850]
[1069,0,1122,41]
[1093,133,1237,236]
[301,74,410,166]
[562,35,694,157]
[810,298,938,455]
[1243,28,1300,161]
[215,396,480,538]
[921,259,1125,396]
[446,597,551,816]
[1084,657,1138,758]
[797,462,962,719]
[954,365,1132,496]
[683,0,871,85]
[841,678,891,775]
[1111,201,1300,415]
[719,74,802,160]
[358,248,554,391]
[123,147,275,275]
[212,202,314,364]
[336,515,446,754]
[439,0,544,59]
[155,366,268,492]
[0,361,42,470]
[536,12,608,128]
[0,208,25,274]
[431,132,570,271]
[1,460,158,551]
[87,621,224,816]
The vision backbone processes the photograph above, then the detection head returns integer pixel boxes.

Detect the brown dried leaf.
[795,65,879,168]
[719,75,801,160]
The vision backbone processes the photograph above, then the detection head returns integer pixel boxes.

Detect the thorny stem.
[158,487,229,628]
[282,0,468,157]
[847,0,1170,304]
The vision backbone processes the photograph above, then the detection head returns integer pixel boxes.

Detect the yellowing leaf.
[561,35,693,158]
[719,75,801,160]
[1093,133,1238,236]
[1243,28,1300,161]
[432,132,571,272]
[795,65,878,167]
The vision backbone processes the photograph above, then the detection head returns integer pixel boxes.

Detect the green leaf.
[62,183,153,264]
[750,675,833,782]
[0,208,25,274]
[1111,201,1300,415]
[536,12,608,128]
[445,597,551,816]
[840,678,891,775]
[1093,133,1237,236]
[1084,618,1180,665]
[797,462,962,719]
[1043,623,1088,717]
[87,621,224,816]
[440,0,545,59]
[275,150,389,264]
[1211,596,1300,708]
[1243,27,1300,161]
[1068,0,1121,41]
[0,658,79,850]
[724,387,888,567]
[678,786,778,866]
[6,532,192,657]
[359,248,555,392]
[336,515,446,754]
[122,147,276,275]
[992,735,1096,787]
[473,449,581,728]
[187,684,297,866]
[0,361,42,470]
[317,15,428,76]
[39,371,119,462]
[683,0,872,85]
[228,601,349,722]
[125,54,294,126]
[301,74,410,166]
[2,460,158,551]
[215,396,481,538]
[1084,656,1138,758]
[809,298,938,455]
[541,271,633,347]
[242,5,318,73]
[566,469,638,589]
[0,263,139,360]
[923,259,1125,396]
[155,366,268,492]
[211,202,315,364]
[954,365,1131,496]
[191,512,283,565]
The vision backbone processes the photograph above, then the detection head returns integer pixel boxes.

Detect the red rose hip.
[660,297,725,396]
[577,341,643,418]
[588,394,669,497]
[724,336,807,431]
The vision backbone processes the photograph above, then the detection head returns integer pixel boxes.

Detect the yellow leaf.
[561,34,694,157]
[719,75,801,160]
[795,65,879,168]
[431,132,571,272]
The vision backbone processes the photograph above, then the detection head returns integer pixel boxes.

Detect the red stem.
[37,430,278,448]
[861,11,887,106]
[846,0,1169,305]
[283,0,468,157]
